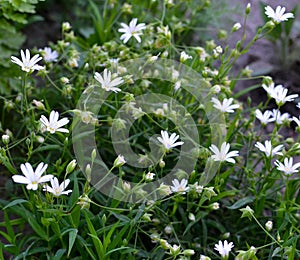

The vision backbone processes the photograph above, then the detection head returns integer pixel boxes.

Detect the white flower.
[170,178,189,193]
[118,18,146,43]
[255,140,283,157]
[40,47,58,62]
[145,172,155,181]
[262,83,283,97]
[12,162,53,190]
[157,130,184,151]
[180,51,192,62]
[265,6,294,23]
[296,102,300,109]
[209,142,239,164]
[270,109,291,124]
[255,109,275,125]
[114,154,126,167]
[293,116,300,127]
[94,69,124,93]
[211,97,239,113]
[11,49,44,72]
[40,110,69,134]
[214,240,234,258]
[274,157,300,175]
[43,177,72,196]
[270,87,298,106]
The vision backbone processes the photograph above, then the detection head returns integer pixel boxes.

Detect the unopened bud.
[183,249,195,256]
[188,212,195,221]
[66,159,77,174]
[2,134,10,145]
[159,159,165,168]
[60,77,70,84]
[246,3,251,14]
[32,99,45,110]
[265,20,276,29]
[211,202,220,210]
[62,22,72,31]
[265,220,273,231]
[164,225,172,234]
[85,164,91,181]
[232,22,242,32]
[114,155,126,167]
[91,149,97,163]
[122,181,131,192]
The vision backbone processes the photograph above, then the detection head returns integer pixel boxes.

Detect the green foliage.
[0,0,300,259]
[0,0,45,95]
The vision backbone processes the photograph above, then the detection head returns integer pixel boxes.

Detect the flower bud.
[66,159,77,174]
[122,181,131,192]
[121,3,132,14]
[114,155,126,167]
[265,20,276,29]
[159,159,165,168]
[62,22,72,31]
[2,134,10,145]
[85,164,91,181]
[180,51,192,62]
[211,202,220,210]
[217,30,227,40]
[262,76,273,87]
[60,77,70,84]
[183,249,195,256]
[162,50,169,58]
[91,149,97,163]
[232,22,242,32]
[32,99,45,110]
[164,225,172,234]
[102,214,107,224]
[188,212,196,221]
[265,220,273,231]
[246,3,251,14]
[159,239,170,249]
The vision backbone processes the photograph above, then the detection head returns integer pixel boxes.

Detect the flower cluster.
[12,162,72,196]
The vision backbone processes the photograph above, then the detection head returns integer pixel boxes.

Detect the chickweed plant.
[0,1,299,259]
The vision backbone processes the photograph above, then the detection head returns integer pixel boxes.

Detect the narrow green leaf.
[84,211,104,258]
[68,229,78,257]
[54,249,66,260]
[27,216,48,241]
[2,199,28,210]
[4,211,15,242]
[227,196,255,209]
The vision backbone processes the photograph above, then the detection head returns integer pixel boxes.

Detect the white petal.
[12,175,30,184]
